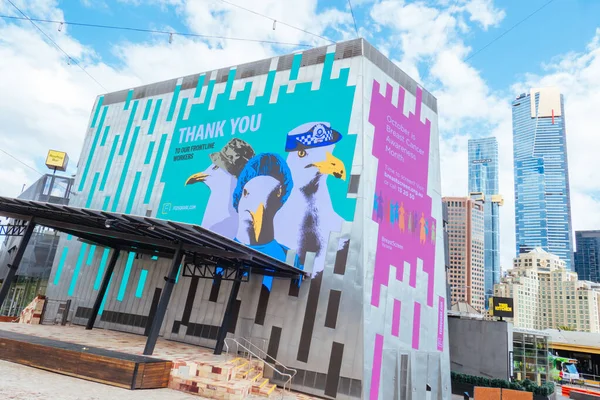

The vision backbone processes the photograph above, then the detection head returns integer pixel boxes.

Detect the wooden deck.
[0,329,172,390]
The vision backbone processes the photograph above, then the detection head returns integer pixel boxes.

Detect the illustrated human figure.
[392,201,399,224]
[425,219,429,238]
[377,192,384,222]
[408,209,413,232]
[419,212,426,244]
[431,221,436,244]
[399,202,405,233]
[373,194,379,218]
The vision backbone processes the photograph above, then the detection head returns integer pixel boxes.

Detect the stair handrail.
[237,337,298,381]
[223,337,294,394]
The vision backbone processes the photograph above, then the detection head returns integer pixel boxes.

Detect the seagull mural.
[185,138,255,238]
[233,153,295,290]
[275,122,348,277]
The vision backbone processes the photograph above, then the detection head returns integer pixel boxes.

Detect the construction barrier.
[474,387,533,400]
[562,385,600,398]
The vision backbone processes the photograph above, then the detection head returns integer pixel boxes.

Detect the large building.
[0,174,73,317]
[511,88,574,269]
[468,137,503,306]
[10,39,451,399]
[443,197,485,311]
[575,230,600,283]
[494,248,600,332]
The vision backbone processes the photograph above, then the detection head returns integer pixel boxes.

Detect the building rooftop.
[545,329,600,349]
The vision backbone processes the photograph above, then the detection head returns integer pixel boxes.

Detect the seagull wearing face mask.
[274,122,347,277]
[233,153,295,290]
[185,138,255,239]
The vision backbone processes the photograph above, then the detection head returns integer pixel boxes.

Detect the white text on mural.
[178,113,262,144]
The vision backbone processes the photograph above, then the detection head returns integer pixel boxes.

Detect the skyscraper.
[511,87,574,269]
[468,137,503,305]
[574,231,600,283]
[443,196,485,311]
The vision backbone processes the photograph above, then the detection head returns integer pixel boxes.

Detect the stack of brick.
[18,295,45,325]
[169,356,278,399]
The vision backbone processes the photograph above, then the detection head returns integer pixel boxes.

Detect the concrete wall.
[448,317,512,380]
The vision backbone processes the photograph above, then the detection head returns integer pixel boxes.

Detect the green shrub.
[450,372,555,396]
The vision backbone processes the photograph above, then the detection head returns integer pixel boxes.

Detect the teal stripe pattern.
[119,100,139,155]
[102,196,110,211]
[176,98,188,122]
[289,53,302,80]
[142,99,153,120]
[151,256,158,260]
[112,127,140,212]
[194,74,205,98]
[67,234,72,241]
[98,277,111,315]
[144,141,155,164]
[53,246,69,285]
[85,173,100,208]
[124,89,133,110]
[100,126,111,147]
[94,248,111,290]
[125,171,142,214]
[100,135,120,191]
[68,243,88,296]
[148,98,162,135]
[78,106,107,191]
[90,96,104,128]
[135,270,148,298]
[166,84,181,122]
[144,133,167,204]
[117,252,136,301]
[86,245,96,265]
[176,263,181,284]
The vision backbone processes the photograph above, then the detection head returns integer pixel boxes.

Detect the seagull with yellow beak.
[274,122,348,277]
[232,153,294,290]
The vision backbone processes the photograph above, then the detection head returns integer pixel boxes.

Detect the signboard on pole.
[45,150,69,172]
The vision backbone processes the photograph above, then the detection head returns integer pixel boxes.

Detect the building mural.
[44,39,450,399]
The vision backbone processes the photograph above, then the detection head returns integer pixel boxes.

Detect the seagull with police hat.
[274,121,347,277]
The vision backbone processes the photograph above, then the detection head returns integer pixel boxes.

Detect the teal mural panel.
[86,245,96,266]
[98,278,111,315]
[144,133,168,204]
[100,126,111,147]
[148,99,162,136]
[119,100,139,155]
[125,172,142,214]
[86,173,100,208]
[94,248,111,290]
[142,99,153,120]
[289,53,302,81]
[79,106,107,191]
[90,96,104,128]
[100,135,120,191]
[194,74,206,98]
[157,53,357,277]
[53,246,69,285]
[68,243,89,296]
[102,196,111,211]
[144,141,156,164]
[112,127,140,212]
[135,270,148,298]
[166,84,181,122]
[117,252,136,301]
[124,89,133,110]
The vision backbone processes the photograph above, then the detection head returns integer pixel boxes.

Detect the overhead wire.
[4,0,108,92]
[218,0,335,44]
[465,0,557,61]
[0,14,314,48]
[347,0,359,38]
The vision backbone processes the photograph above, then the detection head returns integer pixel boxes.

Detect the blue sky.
[1,0,599,270]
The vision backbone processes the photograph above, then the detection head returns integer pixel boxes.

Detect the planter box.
[452,381,475,397]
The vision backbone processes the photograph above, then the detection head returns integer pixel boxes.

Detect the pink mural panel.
[369,334,384,400]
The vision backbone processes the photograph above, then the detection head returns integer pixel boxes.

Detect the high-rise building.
[494,248,600,332]
[443,197,486,311]
[575,231,600,283]
[511,87,574,269]
[468,137,503,306]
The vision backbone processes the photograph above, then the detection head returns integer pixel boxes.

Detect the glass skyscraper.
[511,88,574,269]
[468,137,502,305]
[574,231,600,282]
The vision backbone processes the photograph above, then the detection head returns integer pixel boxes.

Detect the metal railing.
[224,337,296,397]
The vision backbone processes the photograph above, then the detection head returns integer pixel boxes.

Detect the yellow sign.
[495,303,512,313]
[45,150,69,172]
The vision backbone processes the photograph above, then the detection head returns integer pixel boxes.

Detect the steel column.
[86,248,120,330]
[143,244,184,355]
[0,221,36,310]
[214,273,242,355]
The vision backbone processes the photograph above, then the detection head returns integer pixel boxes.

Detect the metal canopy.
[0,196,306,280]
